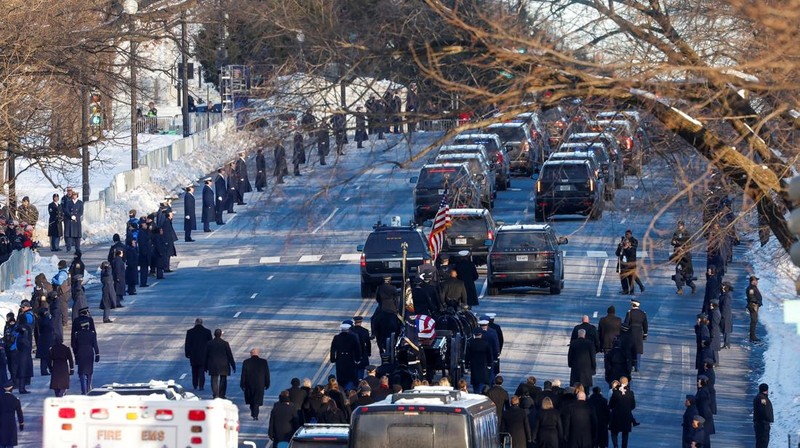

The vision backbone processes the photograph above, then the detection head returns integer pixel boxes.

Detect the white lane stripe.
[219,258,239,266]
[339,253,361,261]
[234,311,241,318]
[312,207,340,234]
[375,174,383,179]
[179,373,187,380]
[508,188,522,191]
[267,275,274,280]
[596,259,610,297]
[250,293,258,298]
[206,212,238,239]
[179,260,200,268]
[587,251,608,258]
[620,218,626,224]
[128,300,136,305]
[345,197,351,201]
[479,279,488,298]
[260,256,280,264]
[356,185,361,190]
[299,255,323,263]
[150,281,159,287]
[593,311,598,318]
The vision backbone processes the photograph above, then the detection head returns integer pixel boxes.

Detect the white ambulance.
[43,393,240,448]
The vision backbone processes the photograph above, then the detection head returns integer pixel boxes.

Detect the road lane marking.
[340,253,361,262]
[267,275,274,280]
[356,185,361,190]
[479,279,488,298]
[219,258,239,266]
[206,212,238,238]
[345,197,351,201]
[250,293,258,298]
[179,373,187,380]
[299,255,323,263]
[312,207,340,234]
[375,174,383,179]
[234,311,241,318]
[508,188,522,191]
[593,311,598,318]
[150,281,159,287]
[587,251,608,258]
[179,260,200,268]
[260,256,280,264]
[596,259,610,297]
[620,218,626,224]
[128,300,136,305]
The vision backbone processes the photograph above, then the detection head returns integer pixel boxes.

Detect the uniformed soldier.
[746,276,762,342]
[752,383,773,448]
[623,299,648,372]
[330,321,362,391]
[486,313,504,354]
[479,316,500,375]
[350,316,371,380]
[411,273,439,316]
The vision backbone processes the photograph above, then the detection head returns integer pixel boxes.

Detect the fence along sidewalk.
[0,248,35,293]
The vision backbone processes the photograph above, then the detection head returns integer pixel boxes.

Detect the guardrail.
[114,113,223,136]
[419,119,462,132]
[0,248,35,293]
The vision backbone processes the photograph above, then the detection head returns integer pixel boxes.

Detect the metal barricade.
[0,248,35,293]
[419,119,460,132]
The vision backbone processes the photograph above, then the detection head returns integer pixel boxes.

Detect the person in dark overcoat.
[608,378,636,448]
[13,304,34,393]
[136,220,151,287]
[571,316,602,354]
[719,282,733,349]
[225,163,238,212]
[453,254,479,307]
[694,376,715,447]
[47,291,66,340]
[703,265,720,313]
[269,391,299,444]
[274,143,288,184]
[0,380,23,446]
[292,132,305,176]
[106,233,125,264]
[35,307,54,376]
[234,151,252,203]
[604,339,630,389]
[501,395,531,448]
[331,112,346,155]
[183,185,196,242]
[111,250,125,308]
[255,149,267,192]
[568,330,597,388]
[2,316,15,389]
[214,168,228,224]
[708,300,722,364]
[47,193,64,251]
[623,299,647,371]
[48,335,73,397]
[152,228,170,279]
[681,395,699,448]
[124,238,138,295]
[464,329,492,393]
[201,178,215,232]
[205,328,235,399]
[240,348,271,420]
[329,322,361,391]
[184,318,212,391]
[99,262,116,323]
[694,314,711,371]
[355,106,368,148]
[349,317,371,380]
[598,306,621,354]
[317,125,330,166]
[71,312,99,394]
[532,397,563,448]
[406,83,419,133]
[62,192,83,253]
[485,376,509,425]
[564,392,597,448]
[589,387,610,448]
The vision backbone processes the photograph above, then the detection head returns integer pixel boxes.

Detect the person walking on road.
[589,387,610,448]
[317,126,329,166]
[598,306,621,354]
[464,329,493,393]
[205,329,235,399]
[48,335,73,397]
[609,377,636,448]
[330,321,361,392]
[565,391,597,448]
[623,299,647,372]
[185,318,212,391]
[274,142,288,184]
[0,380,23,447]
[240,348,271,420]
[255,149,267,192]
[183,185,196,242]
[746,276,762,342]
[571,315,601,354]
[98,262,116,323]
[292,131,305,176]
[269,390,300,445]
[501,395,531,448]
[201,178,215,232]
[453,252,479,308]
[753,383,773,448]
[569,329,597,389]
[71,308,99,394]
[532,397,562,448]
[350,316,371,380]
[441,269,468,310]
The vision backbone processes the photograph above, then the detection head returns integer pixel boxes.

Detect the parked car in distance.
[556,142,615,200]
[434,153,495,209]
[487,224,567,295]
[586,119,644,175]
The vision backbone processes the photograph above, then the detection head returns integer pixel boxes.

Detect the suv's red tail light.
[588,179,595,192]
[531,130,539,140]
[487,230,494,240]
[360,253,366,267]
[624,137,633,150]
[536,181,542,193]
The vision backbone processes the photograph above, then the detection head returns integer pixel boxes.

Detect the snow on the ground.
[748,238,800,443]
[12,131,182,218]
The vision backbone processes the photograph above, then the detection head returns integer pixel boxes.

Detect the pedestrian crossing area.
[175,250,660,269]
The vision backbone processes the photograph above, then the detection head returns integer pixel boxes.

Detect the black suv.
[411,163,481,224]
[535,159,604,221]
[486,122,541,175]
[357,223,431,298]
[486,224,567,295]
[442,208,498,265]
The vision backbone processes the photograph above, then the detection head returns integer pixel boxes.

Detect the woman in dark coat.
[588,387,610,448]
[47,193,64,251]
[99,262,116,323]
[254,149,267,191]
[35,307,54,376]
[608,379,636,448]
[501,396,531,448]
[3,315,16,387]
[48,335,73,397]
[532,397,563,448]
[70,275,88,323]
[111,250,126,307]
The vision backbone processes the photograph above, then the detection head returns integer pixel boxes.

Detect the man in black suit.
[184,318,212,390]
[213,169,227,225]
[201,178,215,232]
[240,348,271,420]
[183,185,196,242]
[269,391,300,444]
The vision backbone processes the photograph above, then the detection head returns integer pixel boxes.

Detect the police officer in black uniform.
[330,321,362,391]
[746,276,762,342]
[213,169,227,225]
[752,383,773,448]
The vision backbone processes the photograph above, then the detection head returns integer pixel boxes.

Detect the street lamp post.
[180,10,190,137]
[123,0,139,169]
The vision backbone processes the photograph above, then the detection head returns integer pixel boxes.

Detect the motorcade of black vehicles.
[434,153,495,209]
[586,119,645,175]
[451,133,511,190]
[349,387,511,448]
[436,144,492,177]
[289,424,350,448]
[556,142,616,200]
[565,132,625,188]
[486,224,567,295]
[540,105,573,147]
[534,159,605,221]
[356,222,431,298]
[510,111,551,157]
[441,208,498,265]
[486,122,540,175]
[546,151,606,198]
[410,163,482,224]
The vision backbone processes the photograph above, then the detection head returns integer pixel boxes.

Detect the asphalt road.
[20,131,762,447]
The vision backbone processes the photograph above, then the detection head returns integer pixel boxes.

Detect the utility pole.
[130,22,139,169]
[181,10,190,137]
[80,86,90,201]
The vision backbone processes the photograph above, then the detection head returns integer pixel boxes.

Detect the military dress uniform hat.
[749,276,759,282]
[353,316,364,322]
[366,365,377,372]
[630,299,641,307]
[478,317,489,325]
[2,380,12,390]
[203,177,213,183]
[340,321,352,330]
[486,313,497,319]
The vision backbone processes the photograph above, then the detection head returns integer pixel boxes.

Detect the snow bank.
[748,238,800,443]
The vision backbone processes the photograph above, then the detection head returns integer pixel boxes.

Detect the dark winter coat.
[205,337,235,376]
[137,228,152,262]
[485,385,509,423]
[708,307,722,356]
[235,157,252,193]
[571,322,601,353]
[533,408,563,448]
[501,405,530,448]
[99,266,116,311]
[608,386,636,433]
[330,331,361,387]
[71,320,98,375]
[48,202,64,237]
[215,174,227,207]
[184,192,196,232]
[152,231,171,269]
[719,290,732,338]
[568,337,596,388]
[355,113,368,142]
[201,185,215,224]
[70,278,88,322]
[184,324,212,367]
[49,342,73,391]
[682,403,699,448]
[63,199,83,238]
[694,323,710,371]
[564,400,597,448]
[598,313,622,352]
[13,314,34,381]
[588,392,610,448]
[623,308,648,354]
[453,259,479,306]
[111,256,125,297]
[240,355,270,406]
[268,402,299,442]
[293,133,306,165]
[0,391,23,446]
[255,152,267,188]
[125,244,138,286]
[35,310,54,360]
[604,345,631,387]
[464,336,493,387]
[273,144,288,176]
[703,274,720,312]
[695,386,715,435]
